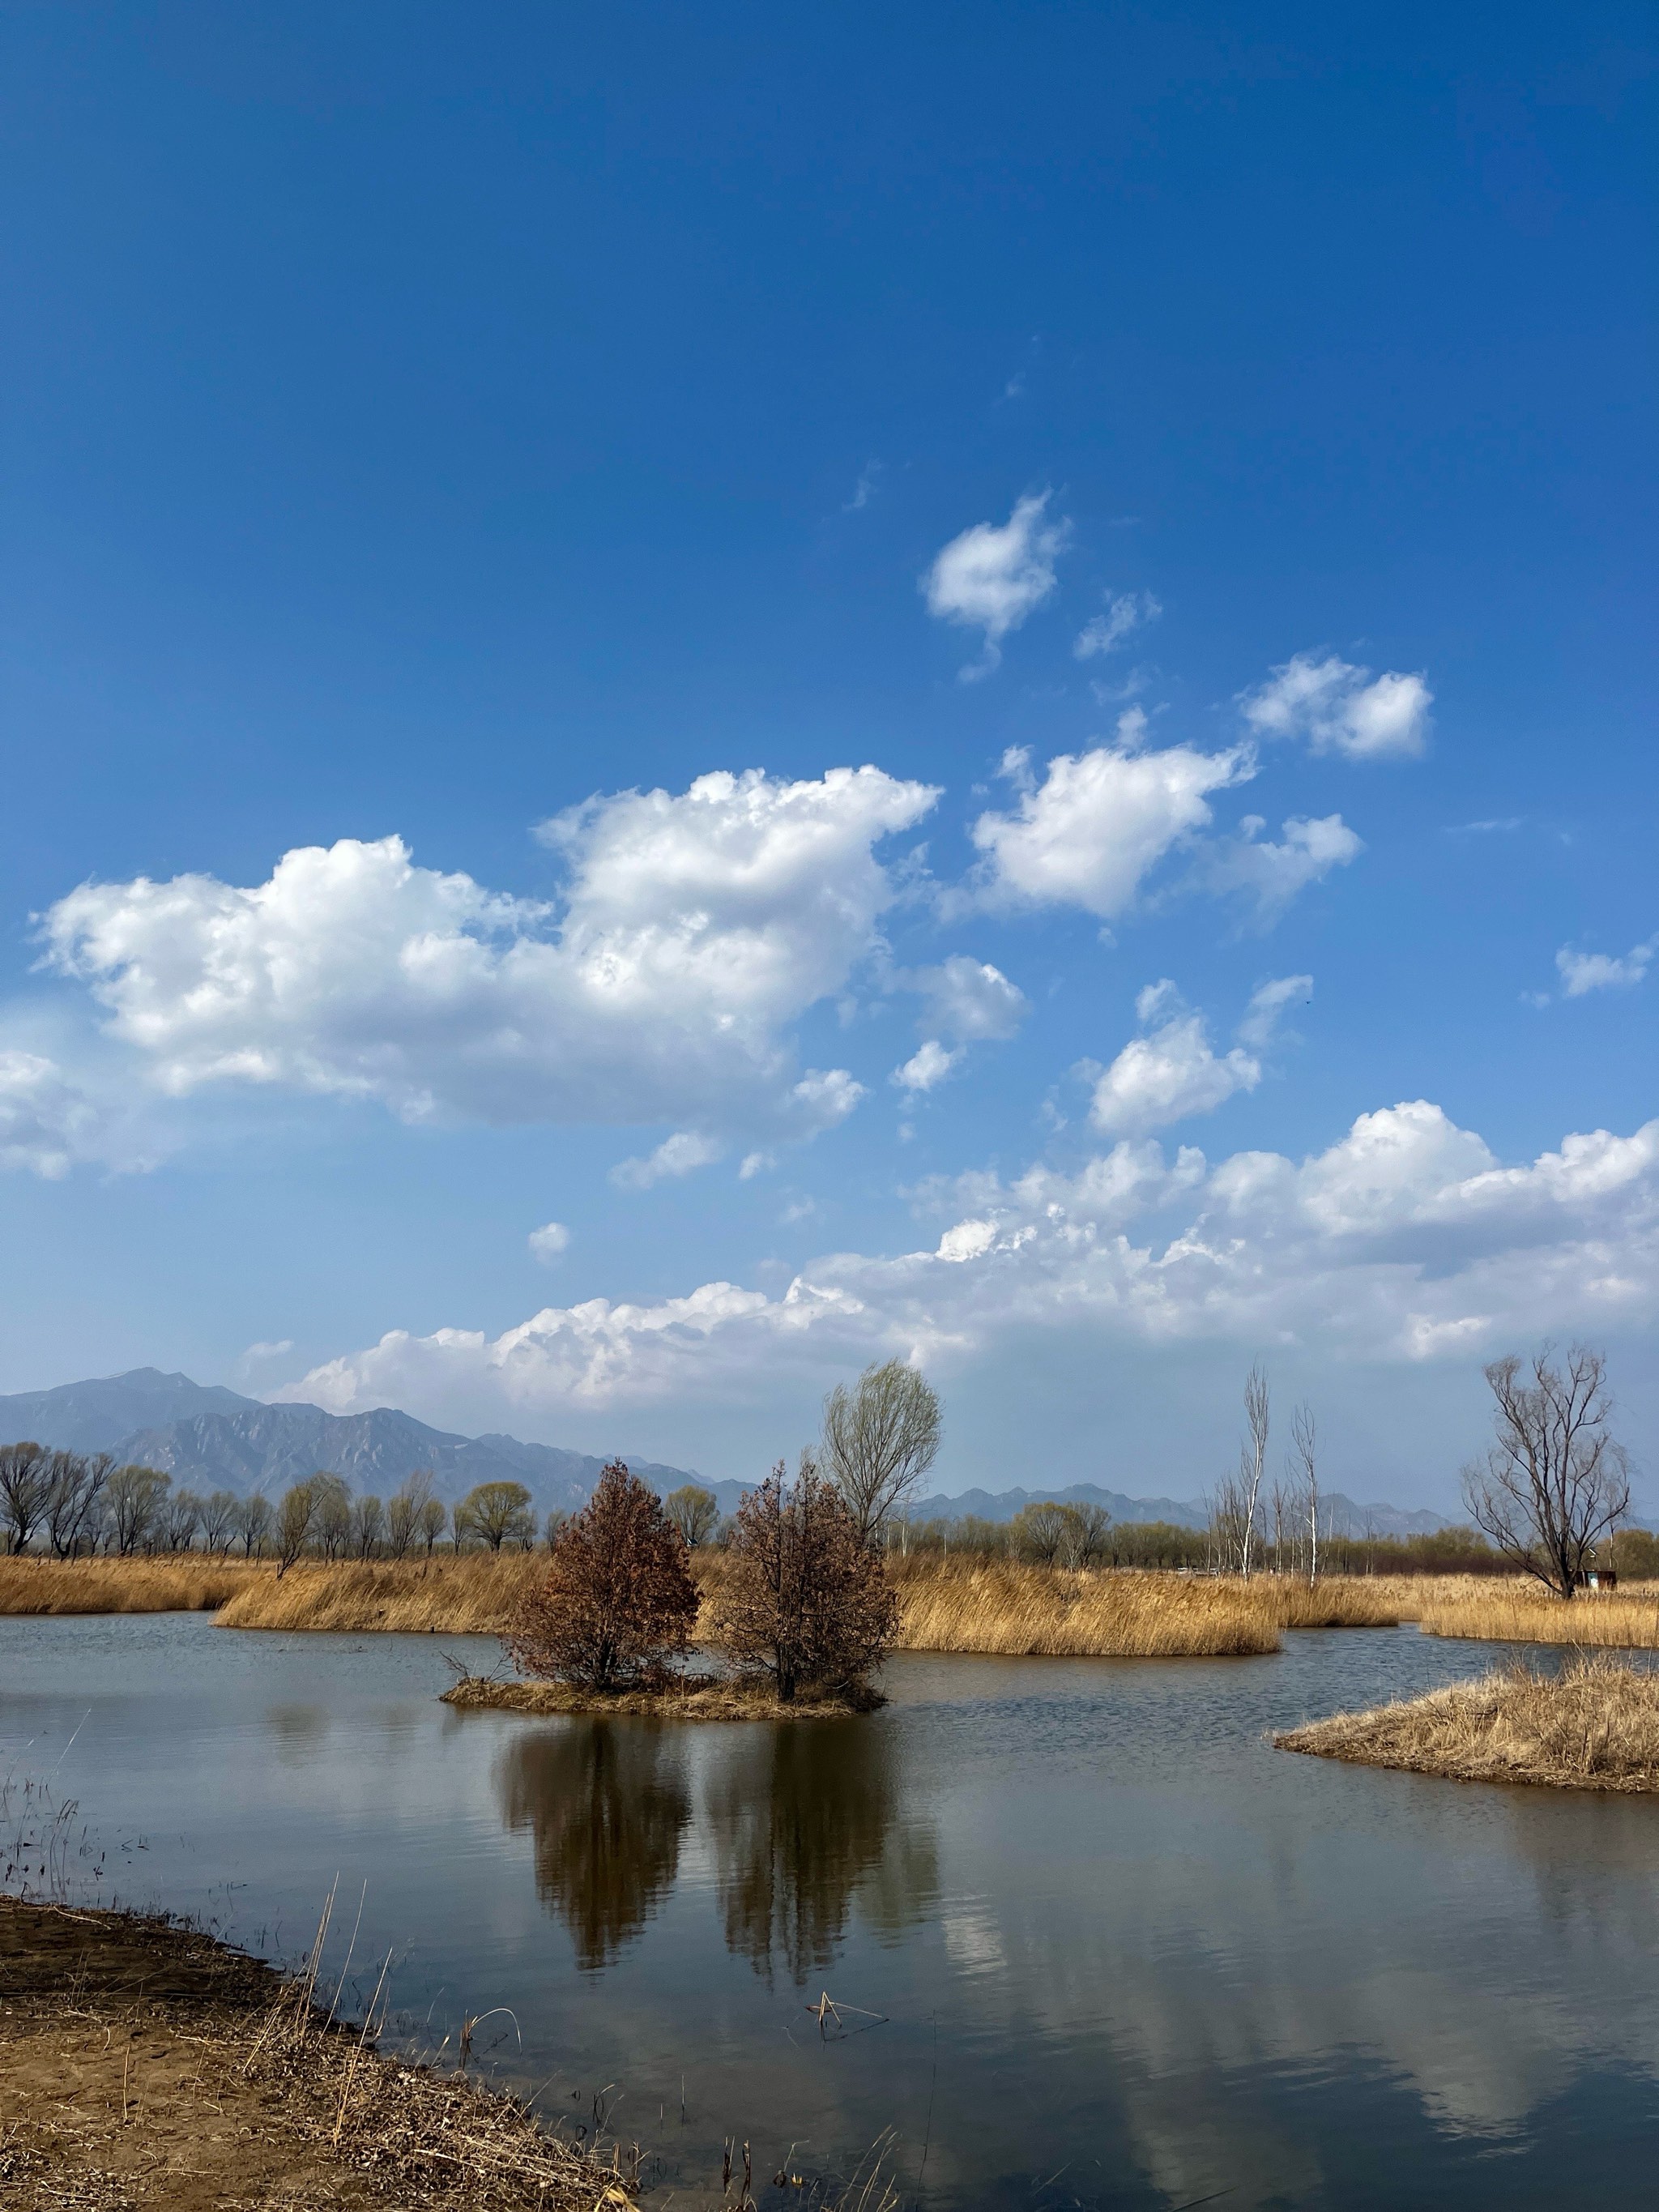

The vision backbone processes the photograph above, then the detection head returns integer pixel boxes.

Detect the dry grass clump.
[1277,1655,1659,1791]
[215,1553,544,1633]
[880,1557,1282,1656]
[0,1894,629,2210]
[1410,1578,1659,1649]
[0,1555,267,1616]
[442,1672,880,1719]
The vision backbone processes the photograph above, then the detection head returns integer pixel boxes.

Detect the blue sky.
[2,3,1654,1506]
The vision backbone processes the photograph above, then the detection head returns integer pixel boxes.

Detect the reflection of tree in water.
[496,1722,690,1971]
[706,1723,937,1987]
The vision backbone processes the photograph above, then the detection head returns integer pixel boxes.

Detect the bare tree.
[200,1489,241,1558]
[1289,1402,1320,1586]
[417,1497,448,1556]
[1238,1365,1269,1579]
[455,1480,536,1551]
[313,1475,352,1562]
[664,1484,720,1548]
[274,1479,319,1578]
[1010,1501,1073,1565]
[45,1451,113,1559]
[0,1441,51,1554]
[821,1360,942,1545]
[351,1493,386,1558]
[237,1492,273,1558]
[160,1488,203,1553]
[1462,1345,1630,1599]
[386,1471,435,1561]
[108,1465,170,1556]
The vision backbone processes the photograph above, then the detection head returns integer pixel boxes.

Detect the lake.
[4,1612,1659,2208]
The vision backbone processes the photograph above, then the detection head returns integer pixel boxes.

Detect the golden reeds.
[1409,1578,1659,1649]
[213,1553,544,1633]
[441,1673,878,1719]
[6,1549,1417,1656]
[0,1554,266,1616]
[1277,1654,1659,1791]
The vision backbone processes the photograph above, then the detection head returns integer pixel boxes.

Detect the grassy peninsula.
[1277,1656,1659,1793]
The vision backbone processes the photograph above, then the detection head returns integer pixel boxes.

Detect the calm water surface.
[5,1613,1659,2208]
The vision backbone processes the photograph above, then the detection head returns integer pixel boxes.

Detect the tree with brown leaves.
[507,1460,700,1690]
[711,1457,899,1703]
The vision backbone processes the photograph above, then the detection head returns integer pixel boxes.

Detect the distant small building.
[1576,1567,1618,1591]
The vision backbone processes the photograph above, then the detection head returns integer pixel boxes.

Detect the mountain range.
[0,1368,1453,1534]
[0,1369,698,1514]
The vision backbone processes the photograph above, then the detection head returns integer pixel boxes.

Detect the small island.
[465,1458,898,1723]
[1276,1656,1659,1794]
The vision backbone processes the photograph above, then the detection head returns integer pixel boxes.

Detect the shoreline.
[0,1894,631,2210]
[441,1671,881,1719]
[1274,1657,1659,1794]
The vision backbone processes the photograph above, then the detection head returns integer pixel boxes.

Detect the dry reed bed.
[0,1554,267,1616]
[214,1554,542,1633]
[1410,1580,1659,1648]
[11,1552,1413,1655]
[1277,1656,1659,1791]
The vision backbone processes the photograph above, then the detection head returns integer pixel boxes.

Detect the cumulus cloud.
[922,493,1068,678]
[1241,652,1432,760]
[1196,813,1363,924]
[41,766,936,1146]
[1555,938,1656,997]
[970,742,1250,917]
[899,955,1028,1043]
[610,1131,724,1190]
[1089,989,1261,1136]
[1074,590,1162,660]
[527,1221,571,1261]
[279,1102,1659,1424]
[892,1040,964,1094]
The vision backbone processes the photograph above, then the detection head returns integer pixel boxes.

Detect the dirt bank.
[0,1896,628,2210]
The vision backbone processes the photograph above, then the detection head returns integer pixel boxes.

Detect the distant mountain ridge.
[0,1369,1452,1534]
[904,1483,1451,1538]
[0,1369,701,1514]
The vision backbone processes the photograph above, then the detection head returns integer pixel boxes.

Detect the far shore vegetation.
[2,1345,1653,1660]
[1276,1656,1659,1793]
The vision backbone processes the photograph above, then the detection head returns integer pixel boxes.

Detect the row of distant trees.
[0,1451,565,1565]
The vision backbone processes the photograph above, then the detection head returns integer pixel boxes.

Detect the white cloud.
[738,1150,774,1181]
[1241,652,1432,760]
[1555,939,1656,997]
[1196,813,1363,924]
[970,742,1250,917]
[0,1049,101,1179]
[1237,974,1313,1050]
[41,766,936,1146]
[240,1338,294,1362]
[280,1103,1659,1423]
[921,493,1069,678]
[892,1040,964,1094]
[1074,590,1162,660]
[610,1131,724,1190]
[901,955,1028,1043]
[527,1221,570,1261]
[1089,1005,1260,1137]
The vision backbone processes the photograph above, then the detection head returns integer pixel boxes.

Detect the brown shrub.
[710,1461,898,1702]
[505,1460,698,1689]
